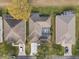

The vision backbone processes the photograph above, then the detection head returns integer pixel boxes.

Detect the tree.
[6,0,32,21]
[37,43,49,59]
[52,44,64,55]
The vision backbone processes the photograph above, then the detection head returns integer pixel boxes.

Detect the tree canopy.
[6,0,32,21]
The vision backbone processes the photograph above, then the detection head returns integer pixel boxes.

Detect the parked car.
[65,46,69,53]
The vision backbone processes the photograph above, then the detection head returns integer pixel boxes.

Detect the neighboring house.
[3,14,27,58]
[29,13,51,43]
[29,13,51,56]
[3,14,26,43]
[56,11,75,56]
[0,16,3,43]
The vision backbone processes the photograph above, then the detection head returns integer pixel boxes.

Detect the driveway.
[63,44,72,56]
[18,43,26,56]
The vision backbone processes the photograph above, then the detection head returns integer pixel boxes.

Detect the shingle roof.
[3,14,21,28]
[29,13,51,42]
[31,13,49,22]
[3,14,26,43]
[56,11,75,45]
[57,11,75,24]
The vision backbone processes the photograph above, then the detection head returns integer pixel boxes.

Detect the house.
[0,16,3,43]
[29,13,51,56]
[56,11,75,56]
[3,14,27,58]
[29,13,51,42]
[3,14,26,43]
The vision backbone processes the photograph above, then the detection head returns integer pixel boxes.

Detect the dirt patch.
[30,0,79,7]
[0,0,11,7]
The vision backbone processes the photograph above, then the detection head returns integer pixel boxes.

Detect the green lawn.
[25,20,31,55]
[25,43,31,55]
[32,6,75,15]
[72,9,79,56]
[0,42,18,57]
[37,43,64,59]
[72,39,79,55]
[26,21,29,42]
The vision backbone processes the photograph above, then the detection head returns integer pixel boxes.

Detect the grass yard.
[0,42,18,57]
[25,43,31,55]
[72,7,79,55]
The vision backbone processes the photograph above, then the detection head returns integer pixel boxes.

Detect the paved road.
[46,56,79,59]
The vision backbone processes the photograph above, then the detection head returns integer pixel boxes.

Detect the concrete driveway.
[63,44,72,56]
[18,43,26,56]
